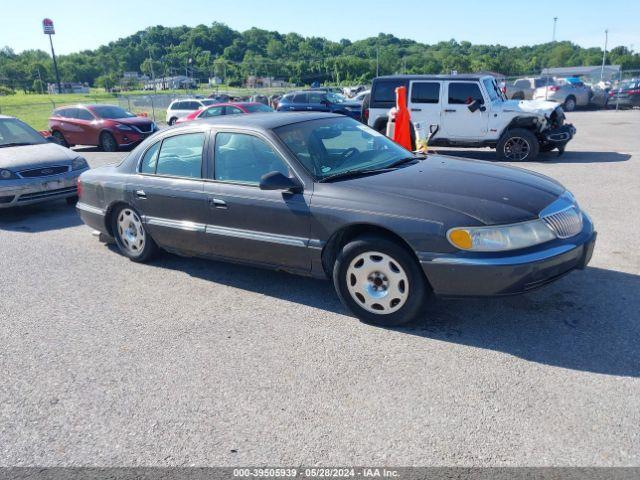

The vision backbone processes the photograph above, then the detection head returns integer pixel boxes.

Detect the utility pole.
[42,19,61,94]
[376,47,379,77]
[552,17,558,42]
[601,29,609,82]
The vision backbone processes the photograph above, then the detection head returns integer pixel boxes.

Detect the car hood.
[0,142,79,170]
[318,155,565,226]
[497,99,560,117]
[112,116,154,127]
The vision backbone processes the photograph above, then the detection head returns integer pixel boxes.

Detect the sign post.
[42,18,62,94]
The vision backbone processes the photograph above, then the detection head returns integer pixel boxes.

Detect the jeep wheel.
[333,235,429,326]
[497,128,540,162]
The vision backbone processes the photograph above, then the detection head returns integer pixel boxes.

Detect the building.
[208,76,224,86]
[540,65,621,82]
[47,82,90,94]
[245,76,292,88]
[143,75,197,91]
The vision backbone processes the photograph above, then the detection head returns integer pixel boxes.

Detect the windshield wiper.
[0,142,33,148]
[319,157,420,183]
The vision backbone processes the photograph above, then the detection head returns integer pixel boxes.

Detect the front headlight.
[71,157,89,171]
[447,219,557,252]
[0,168,18,180]
[115,124,133,131]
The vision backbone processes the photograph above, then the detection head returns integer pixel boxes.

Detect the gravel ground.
[0,109,639,466]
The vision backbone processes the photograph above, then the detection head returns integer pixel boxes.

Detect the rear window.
[448,82,484,105]
[410,82,440,104]
[242,104,274,113]
[371,79,408,107]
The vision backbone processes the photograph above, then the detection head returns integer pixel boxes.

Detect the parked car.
[166,99,219,125]
[277,91,362,120]
[76,112,595,326]
[505,77,547,100]
[49,104,158,152]
[608,79,640,109]
[176,102,274,124]
[0,115,89,208]
[366,74,575,160]
[351,89,371,104]
[532,79,591,111]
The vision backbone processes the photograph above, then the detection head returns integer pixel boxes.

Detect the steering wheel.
[331,147,360,168]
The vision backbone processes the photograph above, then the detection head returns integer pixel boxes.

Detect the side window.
[225,106,244,115]
[64,108,79,119]
[292,93,308,103]
[155,133,204,179]
[410,82,440,104]
[201,106,224,118]
[139,141,161,174]
[448,82,484,105]
[171,102,184,110]
[214,132,289,185]
[76,109,94,120]
[186,101,200,110]
[372,80,405,104]
[308,92,324,104]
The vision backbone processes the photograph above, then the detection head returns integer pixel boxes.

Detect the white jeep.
[363,74,576,161]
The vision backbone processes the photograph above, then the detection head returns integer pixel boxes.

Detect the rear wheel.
[111,205,157,262]
[497,128,540,162]
[563,96,577,112]
[100,131,118,152]
[333,235,429,326]
[52,130,68,147]
[168,117,177,126]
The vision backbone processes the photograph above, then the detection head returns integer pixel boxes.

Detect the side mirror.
[259,171,302,193]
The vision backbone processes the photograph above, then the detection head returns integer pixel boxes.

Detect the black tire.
[66,195,79,205]
[512,92,525,100]
[111,205,157,262]
[332,235,429,326]
[497,128,540,162]
[168,117,177,126]
[100,131,118,152]
[540,143,556,153]
[563,96,577,112]
[52,130,68,147]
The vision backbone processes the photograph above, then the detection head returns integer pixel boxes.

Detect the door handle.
[135,189,147,199]
[411,108,422,112]
[444,109,457,113]
[208,198,227,209]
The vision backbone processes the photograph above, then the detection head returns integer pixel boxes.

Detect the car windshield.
[91,105,136,119]
[243,104,274,113]
[0,118,46,147]
[275,117,412,180]
[326,92,347,104]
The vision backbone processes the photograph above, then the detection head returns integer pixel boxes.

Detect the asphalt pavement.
[0,109,638,466]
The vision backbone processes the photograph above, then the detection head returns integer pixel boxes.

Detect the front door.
[131,131,209,254]
[202,130,312,273]
[407,81,442,140]
[440,81,489,140]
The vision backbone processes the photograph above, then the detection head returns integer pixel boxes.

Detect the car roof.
[173,111,341,131]
[374,74,487,82]
[0,114,15,119]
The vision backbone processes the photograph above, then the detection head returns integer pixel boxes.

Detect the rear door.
[407,81,441,140]
[132,131,210,254]
[440,81,489,140]
[308,92,329,112]
[73,107,98,146]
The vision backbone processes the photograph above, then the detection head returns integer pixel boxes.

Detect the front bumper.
[0,168,87,208]
[542,123,576,150]
[419,216,596,297]
[112,129,156,147]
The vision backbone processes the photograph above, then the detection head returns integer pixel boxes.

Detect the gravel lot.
[1,109,639,466]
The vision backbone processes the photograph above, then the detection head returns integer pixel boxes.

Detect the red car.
[175,102,274,124]
[49,104,158,151]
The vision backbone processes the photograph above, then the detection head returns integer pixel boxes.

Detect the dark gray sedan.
[0,115,89,208]
[76,112,596,326]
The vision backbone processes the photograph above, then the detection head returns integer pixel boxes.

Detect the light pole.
[600,29,609,82]
[376,47,379,77]
[552,17,558,42]
[42,19,61,94]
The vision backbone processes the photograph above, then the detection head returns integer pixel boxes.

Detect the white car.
[165,99,218,125]
[532,79,591,111]
[365,74,576,161]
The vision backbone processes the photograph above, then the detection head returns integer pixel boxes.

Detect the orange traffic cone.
[392,86,412,151]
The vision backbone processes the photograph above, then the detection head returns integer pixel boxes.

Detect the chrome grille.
[542,206,583,239]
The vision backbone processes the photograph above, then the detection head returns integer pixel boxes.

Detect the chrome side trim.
[76,202,105,216]
[419,243,579,266]
[205,224,307,247]
[144,216,206,233]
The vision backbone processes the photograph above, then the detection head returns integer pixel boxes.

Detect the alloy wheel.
[503,137,531,161]
[346,251,409,314]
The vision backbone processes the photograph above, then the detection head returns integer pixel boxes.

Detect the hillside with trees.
[1,22,639,93]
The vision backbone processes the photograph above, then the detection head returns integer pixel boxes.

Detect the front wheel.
[563,96,577,112]
[100,131,118,152]
[111,205,157,262]
[333,235,429,326]
[52,130,68,147]
[497,128,540,162]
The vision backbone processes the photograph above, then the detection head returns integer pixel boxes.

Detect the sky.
[2,0,639,55]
